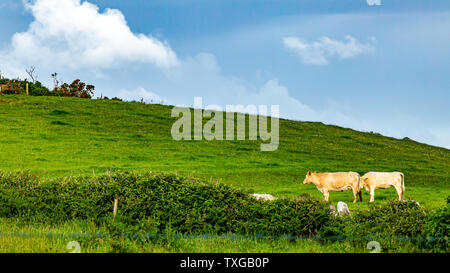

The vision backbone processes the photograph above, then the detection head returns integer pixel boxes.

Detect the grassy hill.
[0,94,449,209]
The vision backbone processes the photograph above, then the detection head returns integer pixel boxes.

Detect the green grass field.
[0,94,448,252]
[0,218,363,253]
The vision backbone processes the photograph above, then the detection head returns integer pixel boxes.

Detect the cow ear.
[313,171,317,174]
[307,171,312,176]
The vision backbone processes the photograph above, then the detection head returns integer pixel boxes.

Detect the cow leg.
[370,188,375,202]
[352,188,358,203]
[394,186,402,201]
[323,190,329,202]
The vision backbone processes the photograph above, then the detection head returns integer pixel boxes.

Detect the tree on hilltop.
[58,79,95,99]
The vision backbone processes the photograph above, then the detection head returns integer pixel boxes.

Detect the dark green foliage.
[317,201,445,252]
[0,171,331,237]
[347,201,427,239]
[422,204,449,252]
[0,79,55,96]
[27,81,54,96]
[0,77,93,98]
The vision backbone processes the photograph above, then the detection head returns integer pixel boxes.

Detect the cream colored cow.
[303,171,362,203]
[361,172,405,202]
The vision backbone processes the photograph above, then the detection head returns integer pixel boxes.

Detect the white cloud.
[283,35,375,65]
[144,53,360,124]
[147,53,317,120]
[119,87,165,104]
[0,0,178,76]
[366,0,381,6]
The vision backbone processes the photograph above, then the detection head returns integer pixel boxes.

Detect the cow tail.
[400,173,405,201]
[358,174,363,202]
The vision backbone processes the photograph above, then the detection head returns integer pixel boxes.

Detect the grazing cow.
[361,172,405,202]
[303,171,362,203]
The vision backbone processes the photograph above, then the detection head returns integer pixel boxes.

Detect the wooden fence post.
[113,199,118,217]
[26,83,29,96]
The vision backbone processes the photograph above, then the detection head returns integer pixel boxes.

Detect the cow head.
[360,177,370,191]
[303,171,316,184]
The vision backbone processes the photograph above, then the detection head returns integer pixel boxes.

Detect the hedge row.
[0,171,331,237]
[0,171,447,252]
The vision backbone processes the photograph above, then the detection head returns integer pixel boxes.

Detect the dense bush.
[317,200,448,252]
[0,171,331,237]
[346,201,427,239]
[0,79,53,96]
[23,81,55,96]
[347,201,428,251]
[0,80,23,94]
[0,171,447,252]
[0,78,94,98]
[56,79,94,98]
[422,204,449,252]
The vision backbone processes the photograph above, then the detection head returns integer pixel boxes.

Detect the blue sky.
[0,0,449,148]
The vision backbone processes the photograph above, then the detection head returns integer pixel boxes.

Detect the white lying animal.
[250,193,276,201]
[337,201,351,217]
